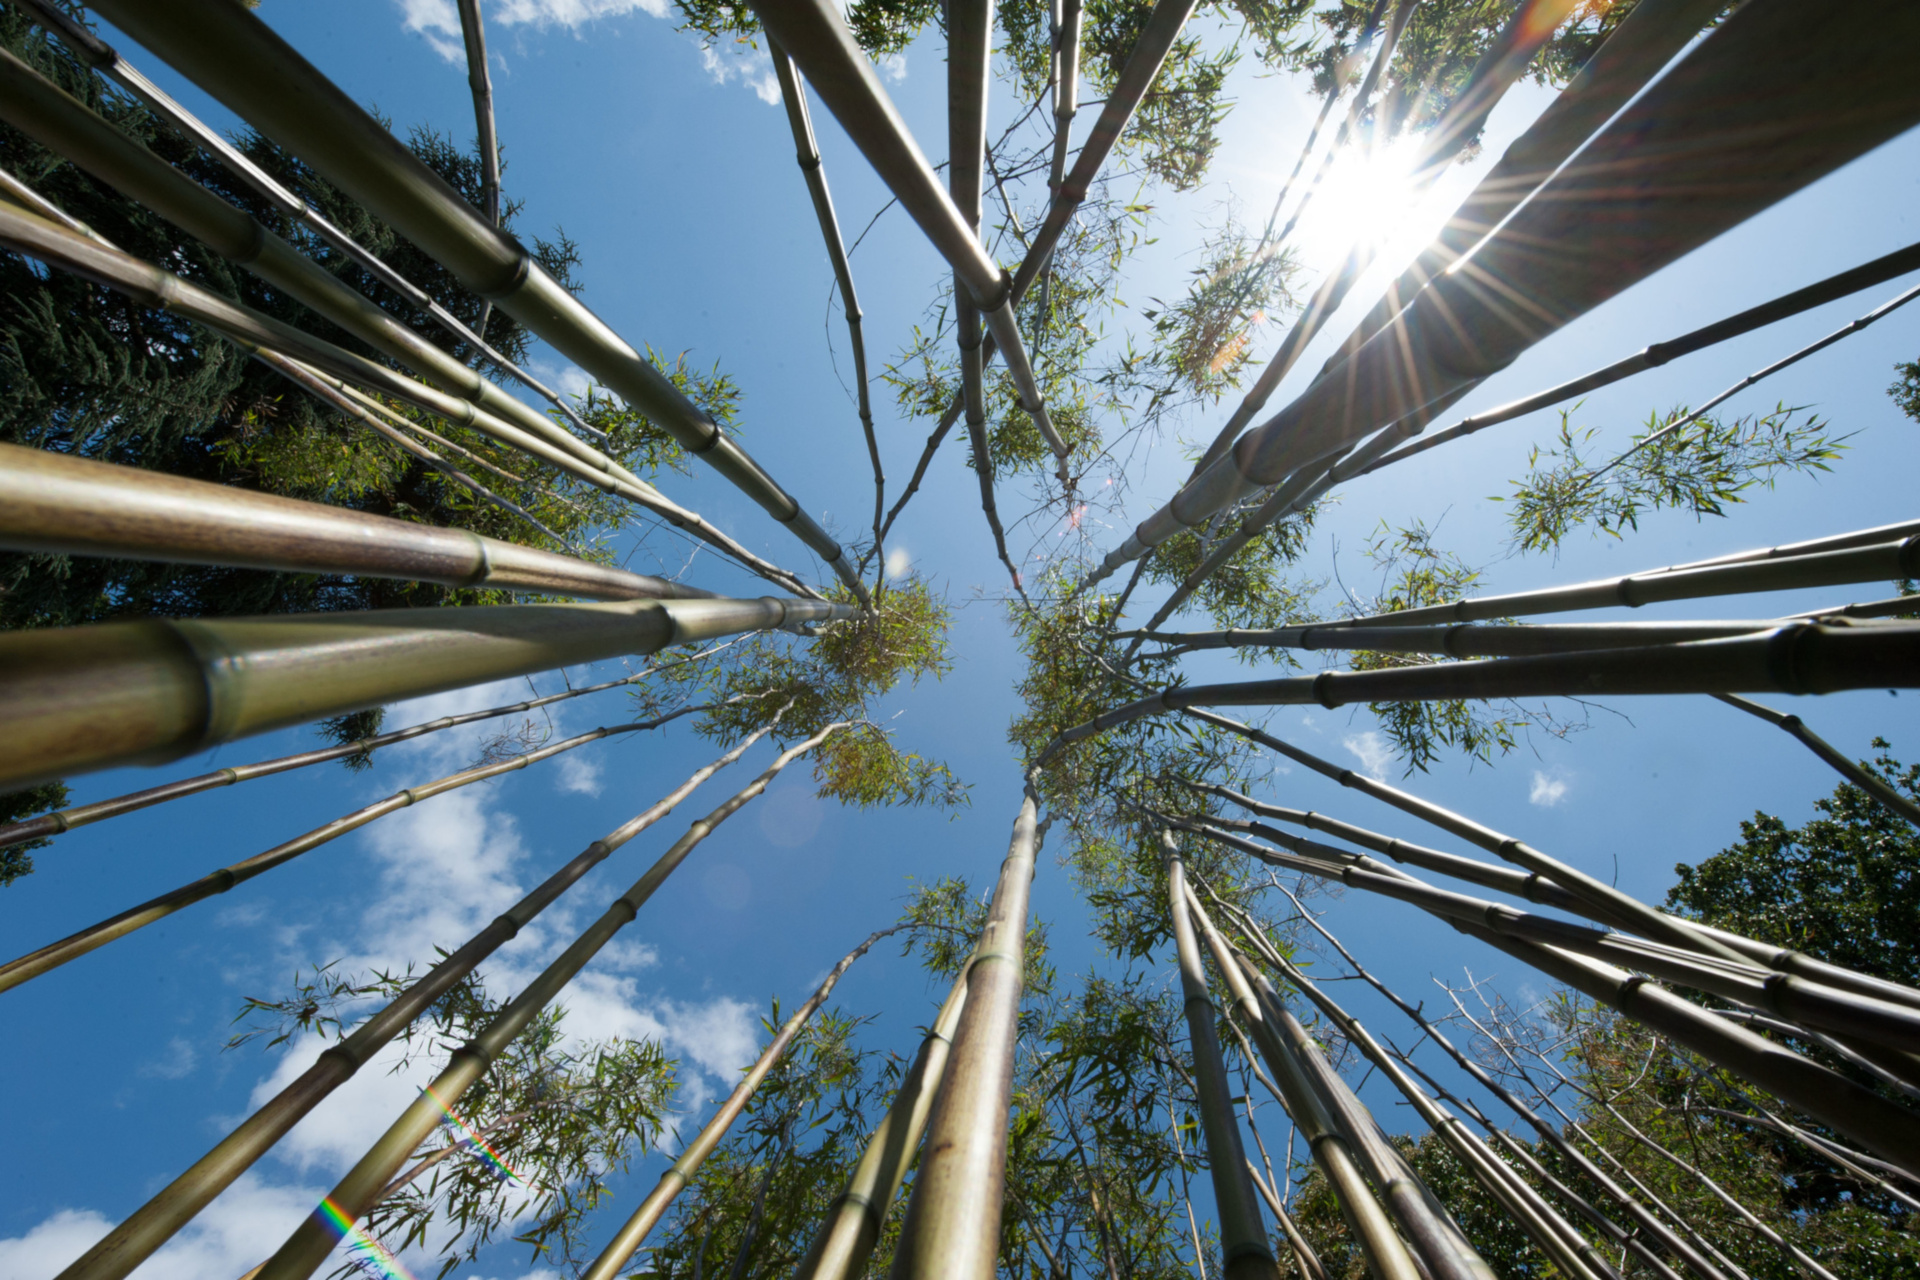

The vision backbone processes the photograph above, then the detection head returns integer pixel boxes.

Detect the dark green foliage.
[1667,739,1920,988]
[316,706,389,773]
[1501,404,1846,556]
[0,780,70,886]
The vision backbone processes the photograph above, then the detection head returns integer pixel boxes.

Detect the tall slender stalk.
[1713,694,1920,828]
[794,964,972,1280]
[580,924,906,1280]
[0,704,729,993]
[86,0,870,603]
[53,714,793,1280]
[888,787,1045,1280]
[0,593,849,791]
[455,0,500,338]
[1161,833,1282,1280]
[252,721,854,1280]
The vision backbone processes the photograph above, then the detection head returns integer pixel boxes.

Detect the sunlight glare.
[1290,134,1429,262]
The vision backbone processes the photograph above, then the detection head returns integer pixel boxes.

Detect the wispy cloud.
[1342,731,1393,782]
[1529,770,1569,807]
[885,547,913,580]
[139,1036,199,1081]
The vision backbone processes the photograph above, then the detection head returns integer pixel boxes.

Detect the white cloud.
[395,0,464,61]
[1529,771,1569,807]
[139,1037,198,1081]
[877,52,908,82]
[1342,731,1393,782]
[884,547,912,580]
[531,360,596,406]
[699,42,781,104]
[0,1175,323,1280]
[554,752,604,797]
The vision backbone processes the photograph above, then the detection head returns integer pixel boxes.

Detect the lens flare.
[315,1197,415,1280]
[422,1082,523,1185]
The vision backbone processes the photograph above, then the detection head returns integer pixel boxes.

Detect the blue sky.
[2,2,1917,1276]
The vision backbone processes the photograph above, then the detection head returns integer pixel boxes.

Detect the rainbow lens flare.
[422,1082,523,1186]
[315,1196,415,1280]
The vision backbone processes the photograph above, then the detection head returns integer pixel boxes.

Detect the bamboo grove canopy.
[3,0,1920,1278]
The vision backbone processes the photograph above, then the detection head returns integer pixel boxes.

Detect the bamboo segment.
[749,0,1067,472]
[1083,0,1920,586]
[1266,889,1737,1280]
[1713,694,1920,828]
[53,716,789,1280]
[1368,237,1920,472]
[0,649,721,850]
[83,0,868,603]
[8,0,605,442]
[253,722,851,1280]
[1129,619,1862,658]
[579,925,903,1280]
[793,965,971,1280]
[1183,891,1422,1280]
[888,788,1044,1280]
[0,594,851,791]
[0,443,710,602]
[1161,835,1281,1280]
[455,0,500,341]
[1045,0,1082,215]
[767,45,884,554]
[0,711,708,994]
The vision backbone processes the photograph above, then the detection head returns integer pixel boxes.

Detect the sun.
[1291,133,1430,261]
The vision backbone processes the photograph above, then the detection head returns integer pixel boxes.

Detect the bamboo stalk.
[9,0,606,443]
[252,721,853,1280]
[0,593,850,791]
[579,924,905,1280]
[744,0,1068,478]
[1128,618,1881,660]
[0,46,618,475]
[1266,883,1739,1280]
[793,964,972,1280]
[0,442,708,603]
[0,704,724,993]
[767,44,884,562]
[455,0,500,338]
[1368,237,1920,473]
[84,0,870,604]
[1161,834,1282,1280]
[0,198,817,596]
[1081,0,1920,588]
[887,787,1045,1280]
[1190,754,1920,1017]
[1713,694,1920,828]
[0,642,733,850]
[1045,0,1082,215]
[53,714,791,1280]
[1181,889,1423,1280]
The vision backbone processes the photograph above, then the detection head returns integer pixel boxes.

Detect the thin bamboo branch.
[1713,694,1920,828]
[9,0,605,442]
[793,965,972,1280]
[0,642,736,850]
[1046,0,1083,213]
[84,0,870,603]
[888,787,1047,1280]
[253,720,855,1280]
[1161,833,1282,1280]
[1081,0,1920,589]
[1266,882,1737,1280]
[455,0,500,339]
[1128,619,1866,660]
[0,702,736,993]
[0,593,850,791]
[768,45,885,565]
[579,924,906,1280]
[53,713,793,1280]
[0,442,702,602]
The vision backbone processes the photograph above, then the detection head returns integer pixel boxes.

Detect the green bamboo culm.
[251,720,855,1280]
[887,786,1044,1280]
[579,924,907,1280]
[54,713,794,1280]
[1159,832,1281,1280]
[0,594,850,791]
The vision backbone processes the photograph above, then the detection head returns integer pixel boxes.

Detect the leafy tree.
[0,780,69,886]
